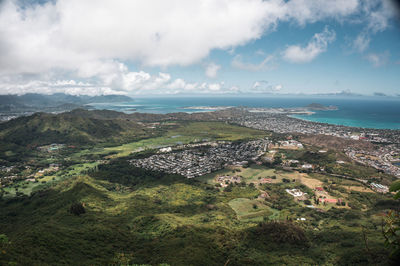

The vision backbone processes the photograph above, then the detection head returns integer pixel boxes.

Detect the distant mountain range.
[0,93,133,113]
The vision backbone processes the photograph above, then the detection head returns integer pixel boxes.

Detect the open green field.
[228,198,271,220]
[199,165,277,184]
[200,164,306,184]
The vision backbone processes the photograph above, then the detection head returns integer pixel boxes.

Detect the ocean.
[88,95,400,130]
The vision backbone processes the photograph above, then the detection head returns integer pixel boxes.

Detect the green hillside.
[0,110,146,146]
[0,158,395,265]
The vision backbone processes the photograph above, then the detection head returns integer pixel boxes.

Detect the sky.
[0,0,399,96]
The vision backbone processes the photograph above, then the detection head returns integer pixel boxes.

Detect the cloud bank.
[0,0,396,95]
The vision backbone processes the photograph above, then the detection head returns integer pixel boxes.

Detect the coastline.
[289,113,400,130]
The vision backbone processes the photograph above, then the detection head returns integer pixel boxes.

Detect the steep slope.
[0,159,394,265]
[0,109,148,146]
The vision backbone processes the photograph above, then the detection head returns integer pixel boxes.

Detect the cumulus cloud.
[0,0,282,74]
[0,77,124,96]
[0,0,365,74]
[205,63,221,78]
[0,70,232,95]
[0,0,396,95]
[232,54,275,71]
[282,26,336,63]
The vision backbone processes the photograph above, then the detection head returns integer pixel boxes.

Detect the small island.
[305,103,338,111]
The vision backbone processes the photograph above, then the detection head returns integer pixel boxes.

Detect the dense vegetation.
[0,158,397,265]
[0,110,399,265]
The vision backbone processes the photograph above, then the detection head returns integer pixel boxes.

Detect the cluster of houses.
[0,165,15,173]
[0,163,63,188]
[232,109,400,178]
[36,164,60,177]
[370,182,389,193]
[345,146,400,178]
[215,175,241,187]
[271,140,304,150]
[37,143,65,152]
[130,140,269,178]
[234,109,399,144]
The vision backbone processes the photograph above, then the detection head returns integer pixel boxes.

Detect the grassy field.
[200,165,312,185]
[199,165,277,184]
[228,198,271,220]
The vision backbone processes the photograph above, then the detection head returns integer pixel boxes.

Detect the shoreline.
[288,114,400,130]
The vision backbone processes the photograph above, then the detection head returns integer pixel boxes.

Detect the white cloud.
[365,51,389,67]
[0,0,366,75]
[252,80,282,92]
[284,0,359,25]
[352,32,371,52]
[349,0,396,53]
[205,63,221,78]
[0,69,233,95]
[282,26,336,63]
[0,0,281,74]
[0,0,396,95]
[0,77,124,96]
[362,0,396,34]
[232,54,275,71]
[208,83,222,91]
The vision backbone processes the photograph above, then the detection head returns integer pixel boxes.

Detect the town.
[130,139,269,178]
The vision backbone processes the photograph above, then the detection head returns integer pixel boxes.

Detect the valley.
[0,108,399,265]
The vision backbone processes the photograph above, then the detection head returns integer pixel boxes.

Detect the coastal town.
[229,108,400,178]
[130,139,269,178]
[234,108,400,144]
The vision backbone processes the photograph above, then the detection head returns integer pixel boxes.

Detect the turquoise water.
[88,95,400,130]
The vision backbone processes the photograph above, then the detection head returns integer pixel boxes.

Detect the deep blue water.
[88,95,400,130]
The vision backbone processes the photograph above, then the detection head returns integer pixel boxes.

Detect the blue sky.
[0,0,399,96]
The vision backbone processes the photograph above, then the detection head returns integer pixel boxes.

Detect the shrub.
[69,202,86,216]
[256,221,308,245]
[224,185,232,192]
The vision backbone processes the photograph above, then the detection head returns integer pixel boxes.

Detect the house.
[259,178,272,184]
[159,147,172,153]
[301,164,313,169]
[319,198,338,204]
[315,187,324,192]
[370,183,389,193]
[286,188,304,197]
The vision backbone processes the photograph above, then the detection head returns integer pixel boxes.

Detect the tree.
[0,234,9,258]
[255,221,308,246]
[69,202,86,216]
[224,184,232,192]
[382,181,400,260]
